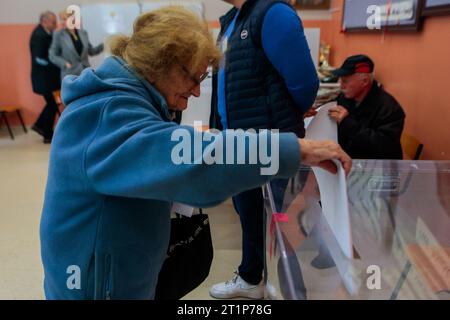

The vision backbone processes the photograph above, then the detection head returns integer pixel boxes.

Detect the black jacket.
[30,25,60,95]
[336,81,405,159]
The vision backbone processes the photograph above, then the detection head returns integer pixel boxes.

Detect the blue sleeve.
[261,3,319,112]
[84,97,301,208]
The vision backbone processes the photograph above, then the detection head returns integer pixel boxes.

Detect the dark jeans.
[34,92,58,139]
[233,187,264,285]
[233,179,289,285]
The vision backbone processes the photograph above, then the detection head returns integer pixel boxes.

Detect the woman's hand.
[65,62,72,69]
[298,139,352,175]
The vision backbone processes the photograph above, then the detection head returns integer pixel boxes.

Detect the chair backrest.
[0,105,19,113]
[401,132,424,160]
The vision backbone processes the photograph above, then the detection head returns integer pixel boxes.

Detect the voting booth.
[263,102,449,300]
[263,160,450,300]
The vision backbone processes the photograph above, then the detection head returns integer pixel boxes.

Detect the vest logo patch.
[240,29,248,40]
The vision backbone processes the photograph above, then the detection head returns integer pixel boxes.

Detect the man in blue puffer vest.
[209,0,320,299]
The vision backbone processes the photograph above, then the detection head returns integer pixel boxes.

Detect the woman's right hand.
[298,139,352,175]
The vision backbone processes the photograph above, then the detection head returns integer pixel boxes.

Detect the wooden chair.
[53,90,64,116]
[401,132,424,160]
[0,105,28,140]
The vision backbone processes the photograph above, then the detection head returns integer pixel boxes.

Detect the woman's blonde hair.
[109,6,221,80]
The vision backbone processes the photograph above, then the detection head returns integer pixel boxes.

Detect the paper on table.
[304,101,337,138]
[305,102,354,259]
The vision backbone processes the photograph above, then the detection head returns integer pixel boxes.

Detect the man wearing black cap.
[329,54,405,159]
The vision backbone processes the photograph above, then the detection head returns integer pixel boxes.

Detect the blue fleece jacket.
[40,56,301,300]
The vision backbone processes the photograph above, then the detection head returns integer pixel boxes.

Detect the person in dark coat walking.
[29,11,61,143]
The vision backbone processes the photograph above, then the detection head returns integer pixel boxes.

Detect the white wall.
[0,0,232,24]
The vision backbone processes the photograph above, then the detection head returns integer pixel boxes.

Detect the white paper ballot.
[305,102,354,259]
[172,203,195,218]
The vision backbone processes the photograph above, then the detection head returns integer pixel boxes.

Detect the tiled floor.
[0,130,50,299]
[0,129,244,300]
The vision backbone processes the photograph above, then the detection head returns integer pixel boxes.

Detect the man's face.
[339,73,368,100]
[42,14,57,32]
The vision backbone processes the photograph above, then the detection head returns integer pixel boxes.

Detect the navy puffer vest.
[210,0,305,138]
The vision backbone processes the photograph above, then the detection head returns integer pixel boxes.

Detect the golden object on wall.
[319,42,331,69]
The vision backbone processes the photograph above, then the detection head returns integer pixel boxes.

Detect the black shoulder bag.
[155,209,213,300]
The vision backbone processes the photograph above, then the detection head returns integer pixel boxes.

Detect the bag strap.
[174,208,205,219]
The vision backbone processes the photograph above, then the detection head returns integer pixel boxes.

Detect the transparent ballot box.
[263,160,450,300]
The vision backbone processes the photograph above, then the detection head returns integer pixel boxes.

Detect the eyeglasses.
[182,66,209,86]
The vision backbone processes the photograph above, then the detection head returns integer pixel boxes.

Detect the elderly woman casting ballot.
[40,7,351,300]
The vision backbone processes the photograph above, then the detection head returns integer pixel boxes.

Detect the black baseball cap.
[332,55,375,77]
